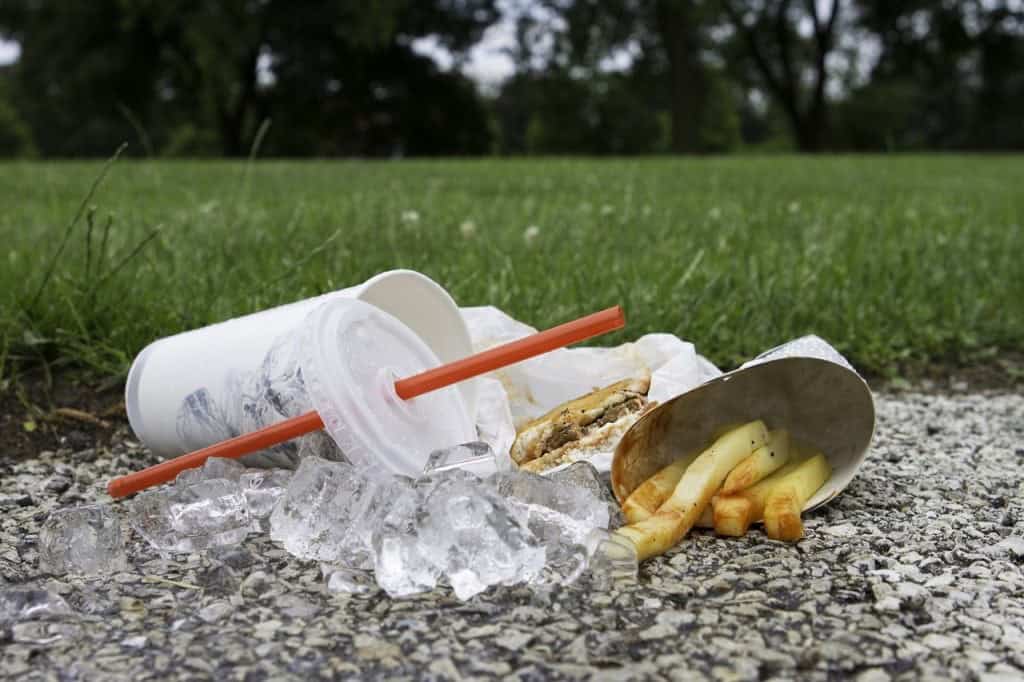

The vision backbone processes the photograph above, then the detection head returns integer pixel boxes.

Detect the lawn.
[1,155,1022,382]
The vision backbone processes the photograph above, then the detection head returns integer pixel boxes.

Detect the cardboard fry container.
[611,336,875,512]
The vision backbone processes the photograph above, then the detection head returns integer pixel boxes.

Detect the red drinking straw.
[107,305,626,498]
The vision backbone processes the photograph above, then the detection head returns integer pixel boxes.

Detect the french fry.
[712,456,805,536]
[720,429,791,494]
[711,496,753,537]
[621,454,698,524]
[616,420,768,560]
[696,504,713,529]
[763,453,831,542]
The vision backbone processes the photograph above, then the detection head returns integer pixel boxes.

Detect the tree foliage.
[0,0,1022,156]
[720,0,842,151]
[0,0,497,156]
[850,0,1024,149]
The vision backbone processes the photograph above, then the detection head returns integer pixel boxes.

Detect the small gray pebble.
[44,476,73,494]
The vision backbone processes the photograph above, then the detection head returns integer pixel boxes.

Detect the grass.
[0,155,1022,384]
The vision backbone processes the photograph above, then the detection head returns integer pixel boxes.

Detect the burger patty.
[537,395,646,455]
[591,396,646,429]
[543,422,582,452]
[512,377,650,466]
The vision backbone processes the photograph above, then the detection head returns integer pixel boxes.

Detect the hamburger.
[512,376,651,473]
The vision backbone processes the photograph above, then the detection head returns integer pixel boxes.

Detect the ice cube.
[423,441,497,478]
[167,479,251,551]
[492,470,617,588]
[173,456,245,490]
[200,457,245,482]
[418,474,545,600]
[340,475,414,570]
[174,467,203,489]
[372,481,442,597]
[495,470,610,541]
[0,588,73,625]
[322,565,377,594]
[473,377,516,469]
[547,462,625,529]
[511,502,590,587]
[129,480,251,553]
[269,457,376,563]
[127,489,179,551]
[495,484,592,586]
[240,469,292,530]
[583,529,638,589]
[39,504,127,576]
[296,429,345,463]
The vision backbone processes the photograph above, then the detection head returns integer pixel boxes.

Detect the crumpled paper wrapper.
[461,306,722,472]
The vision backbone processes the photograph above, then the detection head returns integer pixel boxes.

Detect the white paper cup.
[125,270,476,460]
[611,336,875,512]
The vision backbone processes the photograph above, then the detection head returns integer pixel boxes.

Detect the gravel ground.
[2,391,1023,681]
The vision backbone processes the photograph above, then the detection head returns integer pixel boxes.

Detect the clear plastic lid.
[299,298,476,477]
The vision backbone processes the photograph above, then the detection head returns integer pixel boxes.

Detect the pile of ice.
[38,447,636,601]
[268,443,635,600]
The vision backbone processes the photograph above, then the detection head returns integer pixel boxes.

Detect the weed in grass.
[10,146,165,378]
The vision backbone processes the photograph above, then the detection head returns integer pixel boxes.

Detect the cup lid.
[611,336,875,512]
[299,298,477,477]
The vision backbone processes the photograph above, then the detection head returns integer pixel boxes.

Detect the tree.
[0,2,171,156]
[654,0,707,153]
[853,0,1024,150]
[504,0,737,154]
[0,74,34,156]
[493,69,664,155]
[721,0,842,151]
[4,0,1023,155]
[0,0,499,157]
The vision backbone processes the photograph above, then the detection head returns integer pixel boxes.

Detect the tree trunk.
[795,119,819,152]
[219,108,245,157]
[800,101,829,152]
[723,0,837,153]
[218,48,260,157]
[656,0,706,154]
